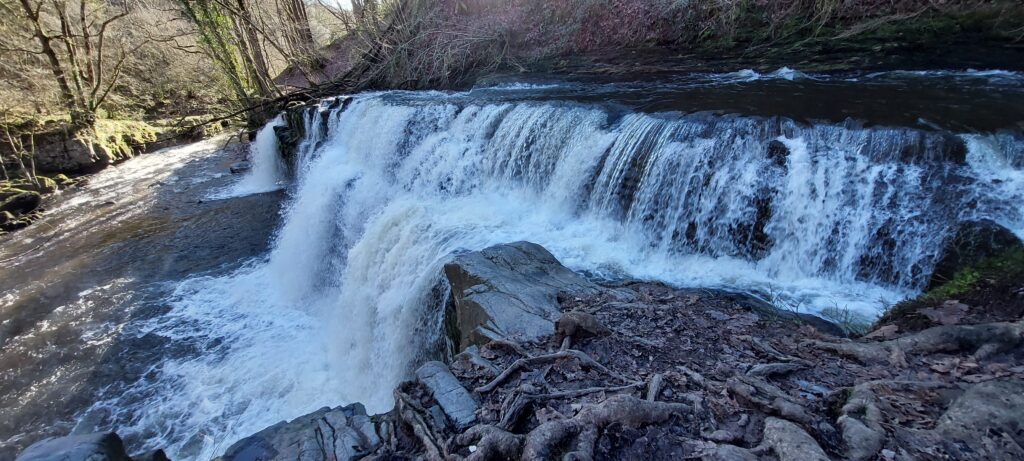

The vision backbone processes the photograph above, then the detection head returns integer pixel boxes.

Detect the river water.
[1,69,1022,460]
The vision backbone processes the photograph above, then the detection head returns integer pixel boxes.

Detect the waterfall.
[94,91,1024,460]
[216,115,286,198]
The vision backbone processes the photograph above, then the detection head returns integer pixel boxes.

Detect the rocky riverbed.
[18,238,1023,461]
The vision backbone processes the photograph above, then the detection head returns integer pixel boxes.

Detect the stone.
[217,404,380,461]
[765,139,789,166]
[131,449,171,461]
[703,443,758,461]
[443,241,599,349]
[933,379,1024,459]
[761,417,829,461]
[0,210,13,225]
[230,161,252,174]
[1,191,41,215]
[929,219,1023,289]
[415,361,477,431]
[15,432,132,461]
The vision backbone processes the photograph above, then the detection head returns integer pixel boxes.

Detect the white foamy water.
[212,115,286,199]
[92,92,1024,460]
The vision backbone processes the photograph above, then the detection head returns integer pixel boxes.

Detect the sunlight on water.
[92,91,1024,460]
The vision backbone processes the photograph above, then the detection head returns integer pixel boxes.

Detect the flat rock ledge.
[15,241,1024,461]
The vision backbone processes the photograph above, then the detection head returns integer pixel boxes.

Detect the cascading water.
[85,86,1024,460]
[215,115,287,198]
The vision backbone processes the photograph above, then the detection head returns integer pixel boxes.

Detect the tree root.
[499,383,646,430]
[455,425,523,461]
[394,386,448,461]
[808,320,1024,364]
[475,349,628,393]
[520,395,691,460]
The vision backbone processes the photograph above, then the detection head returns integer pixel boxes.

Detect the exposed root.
[520,395,691,460]
[498,383,645,430]
[808,320,1024,363]
[746,362,806,378]
[482,339,530,358]
[727,375,814,425]
[394,386,447,461]
[475,349,627,393]
[455,425,523,461]
[646,373,665,401]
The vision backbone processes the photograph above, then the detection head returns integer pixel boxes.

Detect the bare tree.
[6,0,134,130]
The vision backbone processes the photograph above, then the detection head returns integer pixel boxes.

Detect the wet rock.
[0,210,13,226]
[217,403,380,461]
[443,241,599,349]
[765,139,789,166]
[1,191,41,215]
[15,432,131,461]
[415,361,477,431]
[131,449,170,461]
[929,219,1023,289]
[229,161,252,174]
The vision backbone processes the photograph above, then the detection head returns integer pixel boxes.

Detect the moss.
[94,120,159,159]
[878,246,1024,331]
[921,246,1024,303]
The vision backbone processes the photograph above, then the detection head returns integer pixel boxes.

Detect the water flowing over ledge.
[87,88,1023,460]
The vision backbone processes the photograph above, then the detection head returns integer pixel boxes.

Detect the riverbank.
[0,117,236,235]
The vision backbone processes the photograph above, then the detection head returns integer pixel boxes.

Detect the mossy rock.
[878,244,1024,333]
[928,220,1022,290]
[93,119,159,162]
[0,187,30,201]
[0,191,42,215]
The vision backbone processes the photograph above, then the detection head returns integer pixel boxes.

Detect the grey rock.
[415,361,477,431]
[760,417,829,461]
[702,443,758,461]
[229,161,252,174]
[16,432,131,461]
[443,241,598,349]
[218,403,380,461]
[934,379,1024,459]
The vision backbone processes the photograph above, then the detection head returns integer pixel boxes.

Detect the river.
[1,69,1022,460]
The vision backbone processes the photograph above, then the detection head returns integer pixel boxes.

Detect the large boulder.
[1,191,41,215]
[928,220,1023,289]
[216,404,381,461]
[443,241,599,350]
[15,432,132,461]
